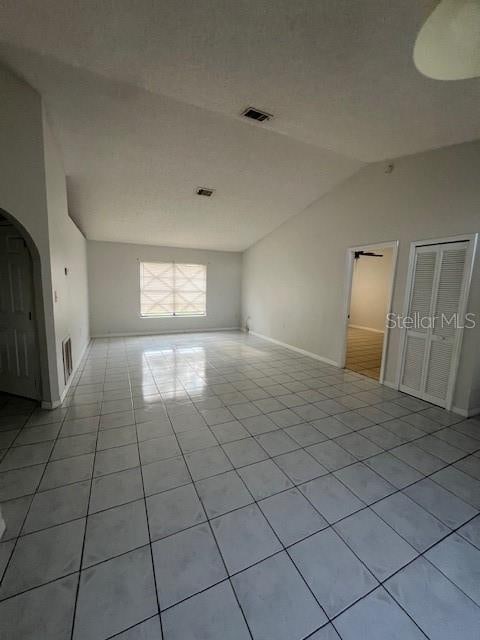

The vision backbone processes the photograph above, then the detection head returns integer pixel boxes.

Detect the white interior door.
[0,224,40,399]
[400,240,473,409]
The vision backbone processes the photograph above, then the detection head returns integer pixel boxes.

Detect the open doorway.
[341,241,398,382]
[0,212,41,400]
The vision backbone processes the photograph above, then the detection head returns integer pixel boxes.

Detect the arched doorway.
[0,210,42,400]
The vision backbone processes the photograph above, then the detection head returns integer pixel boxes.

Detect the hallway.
[0,331,479,640]
[345,327,385,380]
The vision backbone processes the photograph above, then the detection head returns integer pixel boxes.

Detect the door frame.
[340,240,399,383]
[22,238,41,400]
[0,210,46,402]
[396,233,478,411]
[0,221,41,400]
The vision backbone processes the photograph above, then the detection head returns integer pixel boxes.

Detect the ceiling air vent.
[196,187,215,197]
[241,107,273,122]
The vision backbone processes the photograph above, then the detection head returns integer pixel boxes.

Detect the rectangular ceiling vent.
[196,187,215,197]
[241,107,273,122]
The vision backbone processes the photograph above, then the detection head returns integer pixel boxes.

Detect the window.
[140,262,207,317]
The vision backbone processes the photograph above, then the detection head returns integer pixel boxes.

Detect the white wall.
[470,341,480,413]
[88,240,242,337]
[0,64,58,402]
[242,140,480,414]
[43,114,90,399]
[0,63,90,406]
[349,248,393,332]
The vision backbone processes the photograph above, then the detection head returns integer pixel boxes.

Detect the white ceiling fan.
[414,0,480,80]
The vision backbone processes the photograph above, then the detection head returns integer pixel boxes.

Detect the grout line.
[0,400,38,583]
[3,503,479,620]
[5,409,474,500]
[129,347,165,640]
[103,613,160,639]
[123,341,480,635]
[0,333,479,639]
[0,348,94,591]
[69,341,103,640]
[2,405,479,540]
[139,348,257,638]
[6,426,479,549]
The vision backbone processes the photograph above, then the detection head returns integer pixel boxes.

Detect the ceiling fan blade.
[354,250,384,259]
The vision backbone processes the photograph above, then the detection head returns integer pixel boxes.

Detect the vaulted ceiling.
[0,1,479,250]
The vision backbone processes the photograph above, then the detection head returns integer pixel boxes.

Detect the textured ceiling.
[0,1,479,250]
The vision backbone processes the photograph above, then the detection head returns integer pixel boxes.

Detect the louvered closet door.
[400,241,469,408]
[424,243,468,404]
[401,247,437,396]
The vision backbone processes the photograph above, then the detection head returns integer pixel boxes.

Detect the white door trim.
[340,240,399,384]
[0,223,41,400]
[396,233,478,411]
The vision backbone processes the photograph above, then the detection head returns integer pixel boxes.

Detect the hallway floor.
[345,327,384,380]
[1,331,480,640]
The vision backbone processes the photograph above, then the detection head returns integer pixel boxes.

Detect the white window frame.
[139,261,207,318]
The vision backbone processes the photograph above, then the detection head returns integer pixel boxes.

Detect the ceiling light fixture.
[414,0,480,80]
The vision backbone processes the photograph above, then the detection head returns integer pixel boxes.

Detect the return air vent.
[196,187,215,197]
[241,107,273,122]
[62,337,73,384]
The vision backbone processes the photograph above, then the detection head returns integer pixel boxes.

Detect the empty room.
[1,2,480,639]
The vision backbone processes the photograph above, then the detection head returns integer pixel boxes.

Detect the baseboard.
[348,324,385,334]
[249,331,340,367]
[382,379,399,391]
[452,405,480,418]
[90,327,241,339]
[382,379,477,417]
[452,406,468,417]
[41,338,91,409]
[41,400,59,410]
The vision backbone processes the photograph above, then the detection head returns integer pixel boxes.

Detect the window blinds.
[140,262,206,317]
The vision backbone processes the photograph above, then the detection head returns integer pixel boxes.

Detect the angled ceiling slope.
[0,0,479,251]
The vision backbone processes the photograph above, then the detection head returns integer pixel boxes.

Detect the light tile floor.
[1,331,480,639]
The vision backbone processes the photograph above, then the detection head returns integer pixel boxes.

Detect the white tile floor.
[1,330,480,639]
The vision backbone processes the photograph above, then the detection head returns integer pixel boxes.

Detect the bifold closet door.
[400,241,470,408]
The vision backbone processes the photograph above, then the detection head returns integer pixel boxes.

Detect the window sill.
[140,315,207,319]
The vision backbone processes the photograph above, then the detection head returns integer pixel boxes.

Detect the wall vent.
[62,337,73,384]
[196,187,215,197]
[241,107,273,122]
